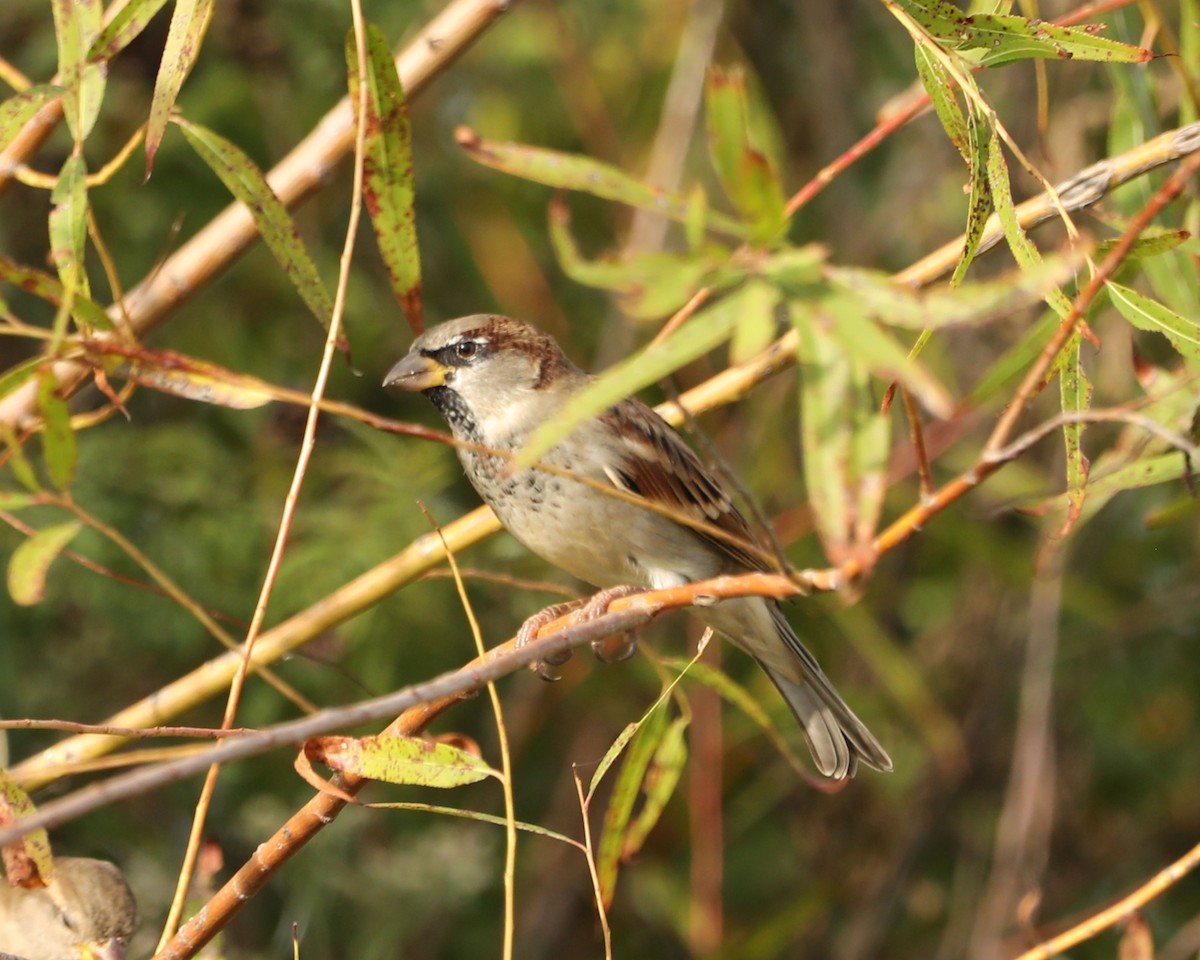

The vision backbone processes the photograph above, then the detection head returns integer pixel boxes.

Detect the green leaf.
[48,154,90,347]
[87,0,171,63]
[457,127,746,239]
[795,314,851,559]
[1,424,42,494]
[827,256,1081,330]
[950,106,994,285]
[36,371,76,492]
[705,66,787,244]
[0,357,46,404]
[0,491,37,510]
[1095,230,1190,263]
[348,24,422,333]
[821,299,953,417]
[7,521,81,606]
[894,0,1152,67]
[145,0,215,174]
[597,702,669,907]
[0,86,64,155]
[588,721,640,798]
[177,119,336,335]
[914,45,969,162]
[793,303,895,559]
[621,716,688,858]
[519,304,741,466]
[0,256,112,332]
[367,801,578,846]
[548,198,718,319]
[1107,281,1200,361]
[307,734,499,788]
[1055,332,1092,539]
[51,0,105,141]
[728,280,781,364]
[986,133,1073,319]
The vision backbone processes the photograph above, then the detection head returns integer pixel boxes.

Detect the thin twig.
[1013,841,1200,960]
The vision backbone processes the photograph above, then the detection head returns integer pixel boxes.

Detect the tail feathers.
[758,661,893,779]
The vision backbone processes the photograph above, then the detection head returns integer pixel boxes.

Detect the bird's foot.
[515,585,645,679]
[577,585,644,663]
[516,599,585,681]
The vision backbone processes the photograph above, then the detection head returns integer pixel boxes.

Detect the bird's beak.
[81,939,126,960]
[383,353,445,391]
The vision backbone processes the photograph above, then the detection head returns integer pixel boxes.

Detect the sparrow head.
[383,315,584,441]
[0,857,137,960]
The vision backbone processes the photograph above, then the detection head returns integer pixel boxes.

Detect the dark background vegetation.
[1,1,1197,958]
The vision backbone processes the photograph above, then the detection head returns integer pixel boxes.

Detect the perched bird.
[0,857,137,960]
[385,315,892,778]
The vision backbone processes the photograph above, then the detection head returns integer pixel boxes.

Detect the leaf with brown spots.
[347,24,422,334]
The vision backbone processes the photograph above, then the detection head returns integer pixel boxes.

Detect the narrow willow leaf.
[145,0,214,174]
[0,425,42,494]
[348,24,421,333]
[0,86,64,155]
[621,716,688,859]
[457,127,746,238]
[827,255,1081,330]
[959,13,1153,67]
[8,521,81,606]
[986,132,1073,319]
[1095,230,1189,263]
[914,46,969,162]
[0,772,55,882]
[548,197,718,319]
[306,734,499,788]
[177,119,335,335]
[795,314,851,557]
[36,371,76,491]
[48,154,90,346]
[589,722,640,798]
[894,0,1152,66]
[1044,453,1188,531]
[849,361,891,547]
[757,244,827,293]
[0,357,46,404]
[51,0,105,142]
[0,257,111,332]
[597,703,669,908]
[369,802,578,846]
[705,66,787,244]
[519,305,740,466]
[1107,281,1200,361]
[823,301,953,417]
[87,0,171,63]
[116,349,275,409]
[0,491,37,510]
[950,106,993,285]
[728,280,780,364]
[1055,332,1092,539]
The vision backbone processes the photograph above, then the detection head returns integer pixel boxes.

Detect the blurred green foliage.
[1,1,1199,959]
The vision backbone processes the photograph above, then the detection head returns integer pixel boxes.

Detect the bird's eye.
[454,340,479,360]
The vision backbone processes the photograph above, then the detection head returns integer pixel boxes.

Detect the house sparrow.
[0,857,137,960]
[384,315,892,778]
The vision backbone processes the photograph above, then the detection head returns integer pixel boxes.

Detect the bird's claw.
[516,600,580,682]
[516,585,646,679]
[591,631,639,663]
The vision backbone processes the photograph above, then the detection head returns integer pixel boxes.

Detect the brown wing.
[598,398,771,573]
